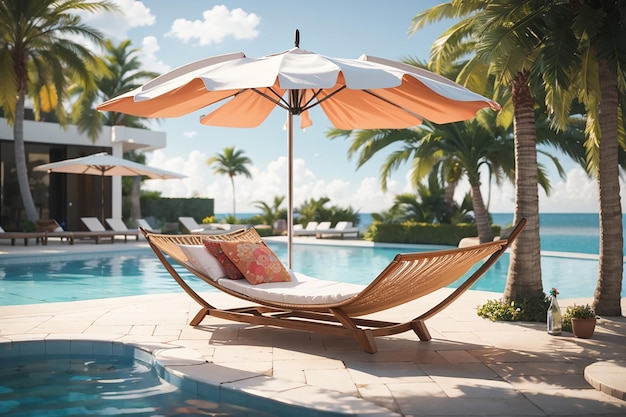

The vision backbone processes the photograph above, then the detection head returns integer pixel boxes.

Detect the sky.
[81,0,624,215]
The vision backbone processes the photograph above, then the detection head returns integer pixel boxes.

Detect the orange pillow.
[203,240,244,280]
[219,241,291,285]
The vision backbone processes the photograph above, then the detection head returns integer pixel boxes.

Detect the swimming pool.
[0,340,291,417]
[0,241,622,305]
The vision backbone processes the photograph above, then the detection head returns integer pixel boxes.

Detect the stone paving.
[1,239,625,416]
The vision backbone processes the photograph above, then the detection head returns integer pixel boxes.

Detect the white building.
[0,116,166,231]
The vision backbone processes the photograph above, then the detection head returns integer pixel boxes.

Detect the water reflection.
[1,242,623,306]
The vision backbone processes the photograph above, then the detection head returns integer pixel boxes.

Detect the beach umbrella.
[34,152,185,222]
[97,30,500,268]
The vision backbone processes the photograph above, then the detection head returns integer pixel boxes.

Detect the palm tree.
[392,169,451,223]
[532,1,626,315]
[70,38,160,221]
[70,38,160,139]
[253,195,286,226]
[413,1,625,312]
[329,110,531,244]
[410,1,549,301]
[206,147,252,219]
[0,0,116,222]
[295,197,330,225]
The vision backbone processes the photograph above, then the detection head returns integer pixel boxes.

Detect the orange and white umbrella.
[97,31,500,268]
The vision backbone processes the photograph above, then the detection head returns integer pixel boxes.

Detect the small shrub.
[477,295,549,322]
[561,304,597,332]
[22,220,36,232]
[476,299,520,321]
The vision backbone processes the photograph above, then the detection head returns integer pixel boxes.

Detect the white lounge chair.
[80,217,135,242]
[178,216,244,235]
[292,221,333,237]
[292,221,318,237]
[316,221,360,239]
[105,218,140,240]
[136,218,161,233]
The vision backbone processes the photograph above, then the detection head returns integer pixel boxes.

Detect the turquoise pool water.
[0,340,282,417]
[1,241,621,306]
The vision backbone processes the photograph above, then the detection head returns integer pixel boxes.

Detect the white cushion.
[217,272,364,305]
[179,244,227,281]
[316,221,332,230]
[335,221,351,230]
[304,222,318,231]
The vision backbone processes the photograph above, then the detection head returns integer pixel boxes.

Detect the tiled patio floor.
[1,239,625,416]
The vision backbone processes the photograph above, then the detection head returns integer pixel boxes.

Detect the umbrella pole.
[101,173,105,224]
[287,110,294,269]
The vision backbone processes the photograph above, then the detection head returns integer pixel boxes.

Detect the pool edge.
[0,338,397,417]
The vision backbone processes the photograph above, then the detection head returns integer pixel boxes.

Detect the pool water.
[0,341,278,417]
[0,242,623,306]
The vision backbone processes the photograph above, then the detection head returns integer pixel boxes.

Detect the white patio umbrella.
[97,30,500,268]
[34,152,185,222]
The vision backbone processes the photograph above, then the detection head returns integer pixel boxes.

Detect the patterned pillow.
[219,241,291,285]
[203,240,244,280]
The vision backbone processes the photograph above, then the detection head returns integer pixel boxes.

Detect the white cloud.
[81,0,156,40]
[143,153,624,215]
[73,1,165,75]
[464,166,626,214]
[183,130,199,139]
[138,36,170,73]
[143,152,398,214]
[537,166,622,213]
[166,5,260,45]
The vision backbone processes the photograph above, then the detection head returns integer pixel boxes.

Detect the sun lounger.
[36,219,72,244]
[105,218,139,240]
[179,216,245,235]
[33,218,118,245]
[315,221,360,239]
[140,218,526,353]
[293,221,317,236]
[0,226,46,246]
[292,221,332,237]
[80,217,134,242]
[136,218,161,233]
[36,219,64,233]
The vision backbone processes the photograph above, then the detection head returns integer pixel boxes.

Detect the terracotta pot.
[571,318,596,339]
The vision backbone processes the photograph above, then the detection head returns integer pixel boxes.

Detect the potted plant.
[562,304,597,338]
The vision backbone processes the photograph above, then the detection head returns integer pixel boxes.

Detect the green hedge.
[368,222,502,246]
[253,225,274,238]
[141,197,214,223]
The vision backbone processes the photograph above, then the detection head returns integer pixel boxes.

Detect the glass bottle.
[547,288,562,335]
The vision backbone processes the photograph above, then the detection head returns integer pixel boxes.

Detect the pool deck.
[1,238,625,416]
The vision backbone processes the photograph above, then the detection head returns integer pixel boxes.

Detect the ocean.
[491,213,625,255]
[216,211,624,298]
[221,212,625,255]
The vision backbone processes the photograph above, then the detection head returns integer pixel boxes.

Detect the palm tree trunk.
[230,175,236,219]
[504,71,543,300]
[444,180,457,207]
[14,94,39,222]
[470,181,493,243]
[593,59,623,316]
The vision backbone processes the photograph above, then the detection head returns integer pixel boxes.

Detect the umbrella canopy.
[34,152,185,221]
[97,31,500,268]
